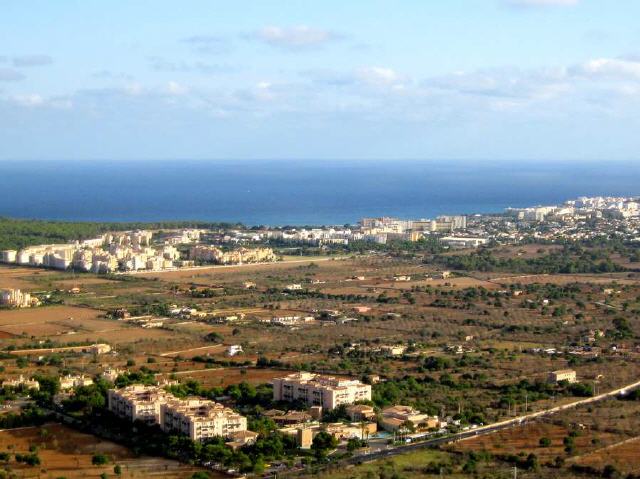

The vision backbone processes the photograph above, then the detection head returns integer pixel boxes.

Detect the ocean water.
[0,160,638,226]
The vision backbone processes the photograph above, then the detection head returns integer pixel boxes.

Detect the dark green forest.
[0,217,242,250]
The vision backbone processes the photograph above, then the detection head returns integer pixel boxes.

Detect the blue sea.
[0,160,638,226]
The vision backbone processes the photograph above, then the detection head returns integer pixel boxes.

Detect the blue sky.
[2,0,640,160]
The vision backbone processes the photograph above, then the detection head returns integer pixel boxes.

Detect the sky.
[2,0,640,161]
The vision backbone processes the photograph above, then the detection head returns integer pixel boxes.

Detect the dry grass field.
[0,266,55,290]
[0,423,212,478]
[167,366,288,387]
[450,422,623,463]
[573,436,640,474]
[0,305,105,337]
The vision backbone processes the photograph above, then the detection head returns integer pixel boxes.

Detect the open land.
[2,236,640,478]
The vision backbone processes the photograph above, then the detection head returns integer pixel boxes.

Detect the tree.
[539,437,552,447]
[92,453,109,465]
[602,464,620,479]
[113,464,122,475]
[311,431,338,458]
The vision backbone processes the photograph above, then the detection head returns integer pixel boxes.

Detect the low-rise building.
[346,404,376,422]
[101,368,126,382]
[440,236,488,249]
[548,369,577,384]
[227,345,243,356]
[380,405,439,432]
[380,345,406,357]
[1,375,39,390]
[60,374,94,391]
[272,372,371,410]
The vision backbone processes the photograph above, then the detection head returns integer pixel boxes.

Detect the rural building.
[272,372,371,410]
[547,369,577,384]
[101,368,126,382]
[59,374,94,390]
[380,345,407,356]
[227,345,243,356]
[1,375,39,390]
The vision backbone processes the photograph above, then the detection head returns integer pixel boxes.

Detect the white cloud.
[0,68,25,82]
[506,0,579,6]
[181,35,231,55]
[10,93,72,109]
[167,81,188,96]
[256,25,338,49]
[12,54,53,67]
[12,93,44,106]
[124,83,144,96]
[574,58,640,80]
[358,67,398,83]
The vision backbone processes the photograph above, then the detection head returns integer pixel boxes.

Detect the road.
[279,377,640,477]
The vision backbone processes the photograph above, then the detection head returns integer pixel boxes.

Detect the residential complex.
[108,385,249,442]
[108,385,171,424]
[0,229,277,274]
[189,245,276,265]
[161,397,247,442]
[272,372,371,410]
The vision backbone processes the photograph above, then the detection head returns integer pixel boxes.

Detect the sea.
[0,160,638,226]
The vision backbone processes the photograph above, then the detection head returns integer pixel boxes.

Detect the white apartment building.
[440,236,488,249]
[108,385,171,424]
[272,372,372,410]
[161,398,247,442]
[0,250,17,263]
[1,289,37,308]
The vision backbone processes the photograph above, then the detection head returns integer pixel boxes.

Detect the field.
[0,266,58,290]
[0,423,210,478]
[450,421,623,463]
[574,436,640,474]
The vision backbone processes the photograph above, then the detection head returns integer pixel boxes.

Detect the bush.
[92,453,109,465]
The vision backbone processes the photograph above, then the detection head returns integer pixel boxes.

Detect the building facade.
[161,398,247,442]
[108,385,171,424]
[272,372,371,410]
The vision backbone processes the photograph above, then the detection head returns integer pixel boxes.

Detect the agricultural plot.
[450,422,624,463]
[0,423,211,478]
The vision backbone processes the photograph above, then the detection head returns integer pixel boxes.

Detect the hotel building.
[272,372,371,410]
